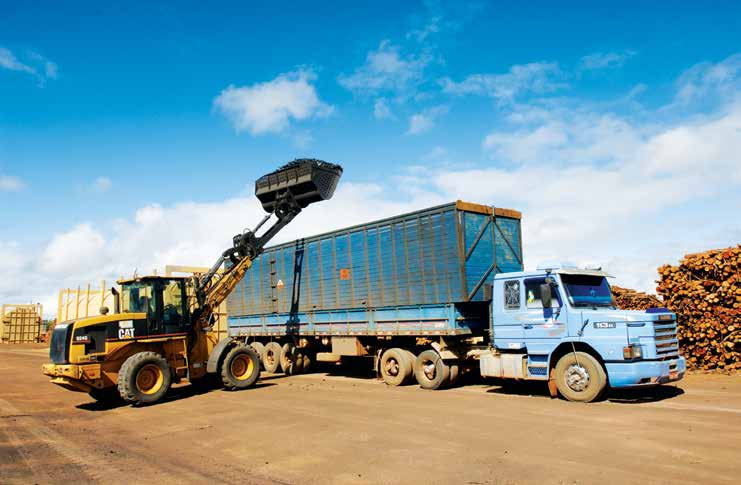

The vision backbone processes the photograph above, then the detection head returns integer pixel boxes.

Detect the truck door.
[492,279,526,350]
[522,277,566,354]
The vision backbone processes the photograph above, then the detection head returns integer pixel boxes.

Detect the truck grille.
[654,321,679,359]
[50,323,72,364]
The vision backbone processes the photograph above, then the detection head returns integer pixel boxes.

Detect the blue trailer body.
[226,201,523,337]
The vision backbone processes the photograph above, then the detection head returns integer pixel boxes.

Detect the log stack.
[611,286,663,310]
[657,246,740,372]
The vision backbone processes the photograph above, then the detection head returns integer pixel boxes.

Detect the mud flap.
[547,368,558,398]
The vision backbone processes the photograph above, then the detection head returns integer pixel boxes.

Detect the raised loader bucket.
[255,158,343,213]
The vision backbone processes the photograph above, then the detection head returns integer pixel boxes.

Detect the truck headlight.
[623,345,642,360]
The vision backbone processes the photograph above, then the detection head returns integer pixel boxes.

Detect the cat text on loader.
[42,159,342,405]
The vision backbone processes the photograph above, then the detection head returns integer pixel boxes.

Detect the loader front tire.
[221,344,261,390]
[118,352,171,406]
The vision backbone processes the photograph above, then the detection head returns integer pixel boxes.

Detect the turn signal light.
[623,345,642,360]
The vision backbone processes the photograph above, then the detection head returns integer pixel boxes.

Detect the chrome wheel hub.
[566,364,590,392]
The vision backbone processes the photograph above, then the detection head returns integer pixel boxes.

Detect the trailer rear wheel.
[380,348,413,386]
[281,343,302,375]
[554,351,606,402]
[249,341,266,369]
[118,352,172,406]
[263,342,282,373]
[414,350,450,390]
[221,344,261,390]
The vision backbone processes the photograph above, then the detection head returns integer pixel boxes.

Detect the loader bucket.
[255,158,343,213]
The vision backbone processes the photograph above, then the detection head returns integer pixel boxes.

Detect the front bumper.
[42,363,102,393]
[606,356,686,388]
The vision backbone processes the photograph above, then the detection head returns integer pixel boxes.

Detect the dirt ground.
[1,344,739,485]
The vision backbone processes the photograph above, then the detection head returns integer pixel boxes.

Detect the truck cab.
[481,264,686,402]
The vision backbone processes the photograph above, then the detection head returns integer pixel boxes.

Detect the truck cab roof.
[493,268,613,280]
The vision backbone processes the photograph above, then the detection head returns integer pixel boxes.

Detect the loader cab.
[119,276,190,336]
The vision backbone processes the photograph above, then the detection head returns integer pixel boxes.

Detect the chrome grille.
[654,321,679,359]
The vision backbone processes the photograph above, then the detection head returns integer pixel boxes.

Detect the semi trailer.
[226,201,686,402]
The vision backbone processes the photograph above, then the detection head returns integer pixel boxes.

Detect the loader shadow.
[76,381,277,411]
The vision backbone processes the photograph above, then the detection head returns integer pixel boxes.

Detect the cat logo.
[118,320,135,339]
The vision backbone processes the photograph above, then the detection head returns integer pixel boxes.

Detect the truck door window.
[504,280,521,310]
[525,279,560,309]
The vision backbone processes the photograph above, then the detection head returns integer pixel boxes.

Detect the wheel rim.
[231,354,254,381]
[384,357,400,377]
[422,359,436,381]
[136,364,164,395]
[265,350,275,367]
[565,364,590,392]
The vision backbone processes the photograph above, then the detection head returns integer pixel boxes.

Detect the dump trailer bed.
[226,201,522,338]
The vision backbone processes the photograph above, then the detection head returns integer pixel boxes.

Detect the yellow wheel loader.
[42,159,342,405]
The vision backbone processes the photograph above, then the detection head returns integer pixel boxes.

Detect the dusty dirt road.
[1,344,739,485]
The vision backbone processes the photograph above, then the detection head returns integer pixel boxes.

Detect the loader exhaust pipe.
[255,158,343,213]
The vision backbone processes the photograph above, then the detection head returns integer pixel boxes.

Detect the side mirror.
[540,284,553,308]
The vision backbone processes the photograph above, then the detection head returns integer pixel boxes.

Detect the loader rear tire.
[221,344,261,390]
[117,352,171,406]
[380,348,413,386]
[414,350,450,390]
[263,342,282,373]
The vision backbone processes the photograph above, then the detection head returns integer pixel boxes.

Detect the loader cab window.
[162,279,186,331]
[121,282,155,314]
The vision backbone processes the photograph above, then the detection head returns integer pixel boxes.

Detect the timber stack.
[611,286,662,310]
[657,246,741,372]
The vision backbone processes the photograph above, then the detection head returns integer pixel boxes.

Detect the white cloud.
[338,41,432,99]
[0,175,26,192]
[441,62,565,101]
[675,53,741,105]
[407,105,448,135]
[579,50,636,71]
[213,69,333,135]
[0,47,58,85]
[40,224,107,275]
[373,98,395,120]
[91,176,112,193]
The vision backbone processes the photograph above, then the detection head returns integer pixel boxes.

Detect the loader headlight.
[623,345,642,360]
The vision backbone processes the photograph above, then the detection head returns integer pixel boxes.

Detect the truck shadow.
[481,377,685,404]
[76,382,277,411]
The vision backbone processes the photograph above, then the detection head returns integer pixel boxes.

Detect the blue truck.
[225,200,685,402]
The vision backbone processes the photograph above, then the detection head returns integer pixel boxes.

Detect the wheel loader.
[41,159,342,405]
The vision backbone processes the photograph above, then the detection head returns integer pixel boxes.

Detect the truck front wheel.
[554,351,606,402]
[117,352,172,406]
[221,344,261,390]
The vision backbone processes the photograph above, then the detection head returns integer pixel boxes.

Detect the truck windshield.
[560,274,614,308]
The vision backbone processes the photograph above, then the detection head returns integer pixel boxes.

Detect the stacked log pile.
[657,246,740,372]
[611,286,663,310]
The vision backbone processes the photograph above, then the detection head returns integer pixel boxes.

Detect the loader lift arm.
[192,159,343,329]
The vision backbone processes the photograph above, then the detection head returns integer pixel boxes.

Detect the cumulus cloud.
[407,105,448,135]
[338,41,433,99]
[440,62,565,102]
[579,50,636,71]
[0,175,26,192]
[213,69,333,135]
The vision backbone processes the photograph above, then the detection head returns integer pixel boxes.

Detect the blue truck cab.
[481,263,686,402]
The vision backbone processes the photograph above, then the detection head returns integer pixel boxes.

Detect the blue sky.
[1,1,740,313]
